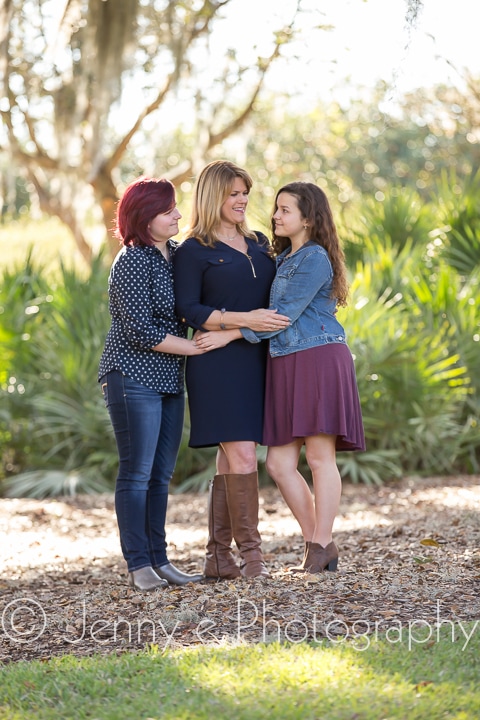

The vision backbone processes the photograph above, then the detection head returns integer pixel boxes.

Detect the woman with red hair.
[98,177,207,591]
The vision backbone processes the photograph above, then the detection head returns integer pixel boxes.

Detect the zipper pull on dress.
[246,254,257,278]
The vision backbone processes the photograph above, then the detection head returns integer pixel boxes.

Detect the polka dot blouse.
[98,241,187,393]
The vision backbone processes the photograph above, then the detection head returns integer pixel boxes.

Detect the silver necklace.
[218,230,238,241]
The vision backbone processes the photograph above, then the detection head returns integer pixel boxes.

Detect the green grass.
[0,217,87,276]
[0,625,478,719]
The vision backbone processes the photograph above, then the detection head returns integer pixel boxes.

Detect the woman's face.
[273,192,306,241]
[220,177,249,225]
[149,205,182,244]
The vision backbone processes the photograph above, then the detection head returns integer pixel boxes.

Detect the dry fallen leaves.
[0,475,479,663]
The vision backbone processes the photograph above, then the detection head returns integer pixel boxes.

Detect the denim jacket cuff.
[240,327,260,343]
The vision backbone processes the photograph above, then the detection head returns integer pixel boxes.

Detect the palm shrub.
[264,245,473,487]
[2,175,479,495]
[427,171,480,468]
[1,254,118,496]
[1,253,221,497]
[342,271,470,478]
[342,186,435,280]
[404,262,480,471]
[333,187,475,483]
[433,169,480,276]
[172,404,218,492]
[0,253,53,480]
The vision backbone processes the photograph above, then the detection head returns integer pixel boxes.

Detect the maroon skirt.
[263,343,366,451]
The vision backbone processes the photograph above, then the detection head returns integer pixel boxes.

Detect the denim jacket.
[241,241,347,357]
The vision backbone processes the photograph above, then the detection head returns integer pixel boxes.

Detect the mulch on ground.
[1,475,479,663]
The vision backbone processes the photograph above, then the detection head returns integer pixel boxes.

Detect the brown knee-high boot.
[224,471,270,578]
[204,475,241,579]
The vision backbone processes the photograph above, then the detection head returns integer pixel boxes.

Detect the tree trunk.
[29,171,93,266]
[91,167,120,259]
[2,0,301,264]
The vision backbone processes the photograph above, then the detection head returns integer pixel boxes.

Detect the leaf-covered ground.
[1,476,479,663]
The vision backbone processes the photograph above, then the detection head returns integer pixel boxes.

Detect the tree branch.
[28,170,93,264]
[208,26,293,147]
[103,73,177,175]
[103,1,233,176]
[0,108,60,172]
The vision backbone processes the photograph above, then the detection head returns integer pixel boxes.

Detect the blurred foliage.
[1,0,304,261]
[3,72,480,250]
[240,77,480,210]
[432,169,480,275]
[114,74,480,250]
[2,75,480,496]
[2,13,480,497]
[1,170,479,496]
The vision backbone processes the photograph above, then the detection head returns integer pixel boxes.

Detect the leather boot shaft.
[204,474,241,579]
[224,471,269,578]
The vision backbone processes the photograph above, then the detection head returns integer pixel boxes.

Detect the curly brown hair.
[271,182,349,306]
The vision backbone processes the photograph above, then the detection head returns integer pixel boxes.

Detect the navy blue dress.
[173,233,275,447]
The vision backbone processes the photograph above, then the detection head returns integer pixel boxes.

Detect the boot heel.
[326,558,338,571]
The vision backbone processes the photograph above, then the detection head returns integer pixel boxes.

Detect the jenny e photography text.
[1,597,478,653]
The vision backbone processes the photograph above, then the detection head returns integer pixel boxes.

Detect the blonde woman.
[173,160,289,579]
[196,182,365,574]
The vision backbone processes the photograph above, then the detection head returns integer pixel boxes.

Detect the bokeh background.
[1,0,479,496]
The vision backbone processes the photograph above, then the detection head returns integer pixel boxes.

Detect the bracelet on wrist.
[220,308,226,330]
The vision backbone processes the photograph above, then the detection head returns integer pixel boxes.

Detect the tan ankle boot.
[289,541,311,572]
[224,471,269,578]
[204,475,241,579]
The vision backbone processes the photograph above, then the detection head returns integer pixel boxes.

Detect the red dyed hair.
[115,176,176,247]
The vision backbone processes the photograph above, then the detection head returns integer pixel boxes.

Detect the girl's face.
[220,177,249,225]
[149,205,182,244]
[272,192,306,242]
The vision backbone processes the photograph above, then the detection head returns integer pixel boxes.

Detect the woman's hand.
[194,329,240,350]
[153,333,213,356]
[245,308,290,332]
[186,338,211,355]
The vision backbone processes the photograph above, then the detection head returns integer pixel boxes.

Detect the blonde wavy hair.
[184,160,258,247]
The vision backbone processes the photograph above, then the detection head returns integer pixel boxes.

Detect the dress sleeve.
[173,240,218,330]
[110,250,167,349]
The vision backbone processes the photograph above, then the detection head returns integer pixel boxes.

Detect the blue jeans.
[101,371,185,572]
